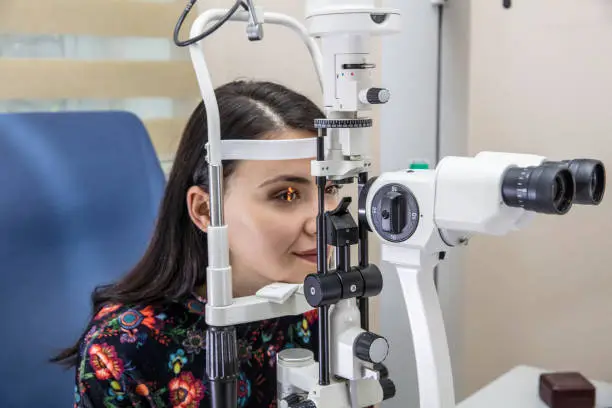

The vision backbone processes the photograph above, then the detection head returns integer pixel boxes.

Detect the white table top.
[458,366,612,408]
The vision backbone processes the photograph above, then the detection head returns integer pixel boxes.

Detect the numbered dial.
[370,184,419,243]
[314,118,373,129]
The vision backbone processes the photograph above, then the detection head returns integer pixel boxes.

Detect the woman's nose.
[305,194,341,236]
[305,213,317,236]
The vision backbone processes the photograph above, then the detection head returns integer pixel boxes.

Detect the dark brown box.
[539,372,596,408]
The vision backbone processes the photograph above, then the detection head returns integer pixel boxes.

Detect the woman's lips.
[297,254,318,264]
[295,246,333,265]
[295,249,320,264]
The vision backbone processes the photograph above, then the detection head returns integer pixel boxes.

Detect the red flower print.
[135,383,150,397]
[169,372,205,408]
[88,343,124,381]
[118,305,161,333]
[304,309,318,325]
[94,304,121,320]
[138,305,159,330]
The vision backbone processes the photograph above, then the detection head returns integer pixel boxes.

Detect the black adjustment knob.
[359,264,383,298]
[361,88,390,104]
[354,332,389,364]
[380,378,396,401]
[304,273,342,307]
[381,190,407,234]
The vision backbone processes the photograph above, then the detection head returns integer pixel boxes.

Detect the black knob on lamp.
[304,273,342,307]
[360,88,391,105]
[354,332,389,364]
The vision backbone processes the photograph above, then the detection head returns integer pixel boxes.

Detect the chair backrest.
[0,111,166,408]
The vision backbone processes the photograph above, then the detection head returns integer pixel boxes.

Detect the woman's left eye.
[325,184,342,195]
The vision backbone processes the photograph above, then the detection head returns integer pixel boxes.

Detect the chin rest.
[0,111,166,407]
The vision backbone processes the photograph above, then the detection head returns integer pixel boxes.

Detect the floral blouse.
[75,294,319,408]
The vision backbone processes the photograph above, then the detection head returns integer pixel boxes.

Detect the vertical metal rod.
[208,164,224,226]
[316,127,330,386]
[357,172,370,331]
[336,244,350,274]
[207,164,237,408]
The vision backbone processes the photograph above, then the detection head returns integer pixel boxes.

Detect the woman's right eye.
[274,187,300,203]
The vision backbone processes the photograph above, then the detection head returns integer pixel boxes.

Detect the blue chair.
[0,111,167,407]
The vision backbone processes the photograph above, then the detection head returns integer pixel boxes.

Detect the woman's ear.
[187,186,210,233]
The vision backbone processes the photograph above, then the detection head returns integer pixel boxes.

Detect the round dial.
[370,183,419,243]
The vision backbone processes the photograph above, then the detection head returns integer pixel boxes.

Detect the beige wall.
[463,0,612,396]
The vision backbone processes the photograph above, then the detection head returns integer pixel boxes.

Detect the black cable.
[174,0,248,47]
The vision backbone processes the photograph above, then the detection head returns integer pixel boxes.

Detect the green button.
[409,162,429,170]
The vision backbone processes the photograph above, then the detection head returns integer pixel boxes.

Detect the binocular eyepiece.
[501,159,606,215]
[546,159,606,205]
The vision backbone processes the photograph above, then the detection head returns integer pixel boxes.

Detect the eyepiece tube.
[544,159,606,205]
[502,165,575,215]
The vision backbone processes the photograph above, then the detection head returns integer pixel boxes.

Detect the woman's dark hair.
[51,80,324,367]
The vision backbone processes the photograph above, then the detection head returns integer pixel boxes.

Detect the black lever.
[503,0,512,8]
[329,196,352,216]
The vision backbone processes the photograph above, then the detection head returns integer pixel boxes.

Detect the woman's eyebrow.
[258,175,311,188]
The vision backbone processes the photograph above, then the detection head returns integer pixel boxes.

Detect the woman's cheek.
[229,207,289,257]
[258,211,296,251]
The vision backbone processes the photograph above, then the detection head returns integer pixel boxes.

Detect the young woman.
[53,80,341,408]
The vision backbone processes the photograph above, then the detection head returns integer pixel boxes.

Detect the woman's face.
[191,130,341,297]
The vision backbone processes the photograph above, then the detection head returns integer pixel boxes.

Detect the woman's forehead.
[233,157,314,184]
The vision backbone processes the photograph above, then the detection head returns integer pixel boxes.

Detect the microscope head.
[362,152,606,248]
